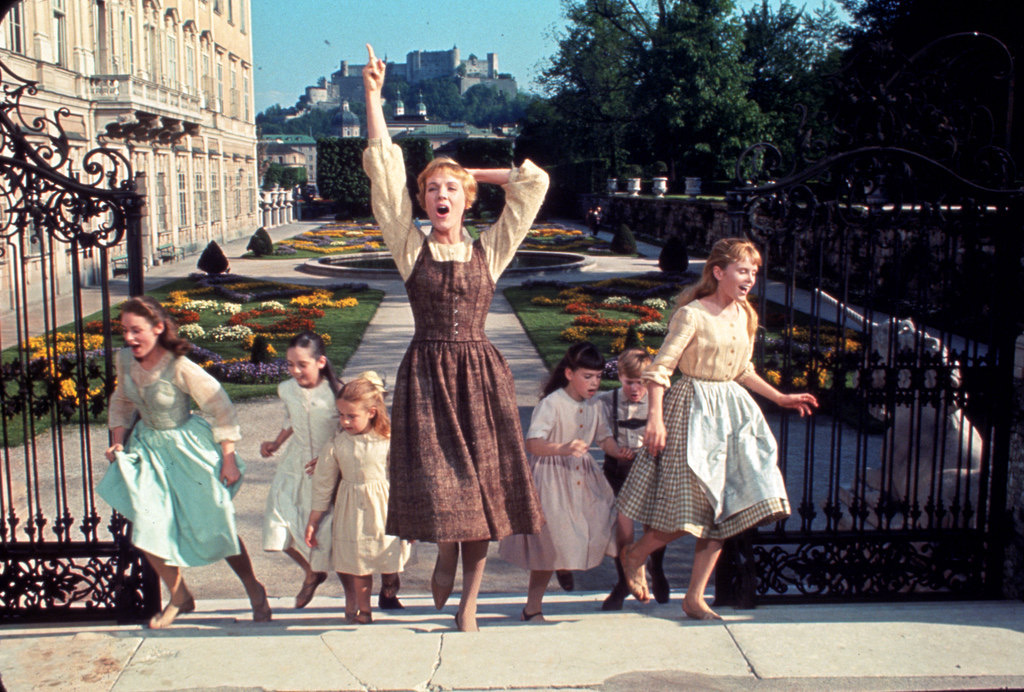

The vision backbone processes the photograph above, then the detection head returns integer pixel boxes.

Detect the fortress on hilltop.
[301,46,517,111]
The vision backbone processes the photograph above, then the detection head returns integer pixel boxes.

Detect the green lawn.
[503,281,672,388]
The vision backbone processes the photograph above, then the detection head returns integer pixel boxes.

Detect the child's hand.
[305,457,318,476]
[778,392,819,417]
[304,522,318,548]
[618,446,636,461]
[105,443,123,462]
[562,439,589,457]
[260,440,278,457]
[220,452,241,486]
[643,419,667,457]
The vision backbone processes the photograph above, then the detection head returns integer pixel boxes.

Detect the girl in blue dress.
[98,296,271,628]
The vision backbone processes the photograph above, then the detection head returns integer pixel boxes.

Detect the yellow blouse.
[362,135,549,282]
[643,300,756,388]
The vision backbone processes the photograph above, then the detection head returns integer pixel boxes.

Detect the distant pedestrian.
[259,332,341,610]
[498,342,624,622]
[595,347,671,610]
[362,42,548,631]
[305,372,410,624]
[617,238,818,619]
[98,296,271,629]
[587,205,603,236]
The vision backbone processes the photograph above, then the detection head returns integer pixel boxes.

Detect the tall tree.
[741,0,845,163]
[540,0,765,179]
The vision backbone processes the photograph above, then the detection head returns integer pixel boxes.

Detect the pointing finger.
[366,43,375,62]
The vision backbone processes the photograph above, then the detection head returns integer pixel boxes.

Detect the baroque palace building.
[0,0,258,308]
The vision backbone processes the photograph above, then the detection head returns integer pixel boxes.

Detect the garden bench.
[158,243,185,262]
[111,254,129,276]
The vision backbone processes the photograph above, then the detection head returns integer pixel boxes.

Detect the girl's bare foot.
[682,595,722,621]
[246,581,272,622]
[147,592,195,630]
[618,544,650,602]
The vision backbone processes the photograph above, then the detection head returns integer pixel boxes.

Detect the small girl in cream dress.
[306,372,410,624]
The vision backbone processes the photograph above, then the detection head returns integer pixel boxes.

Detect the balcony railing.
[89,74,203,118]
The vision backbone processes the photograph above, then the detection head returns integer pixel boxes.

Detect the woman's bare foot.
[681,594,722,621]
[455,609,479,631]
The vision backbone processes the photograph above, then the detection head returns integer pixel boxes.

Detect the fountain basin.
[299,250,592,279]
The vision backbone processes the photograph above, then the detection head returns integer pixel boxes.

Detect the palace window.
[166,34,177,88]
[194,169,206,224]
[5,4,24,55]
[155,170,168,232]
[216,58,224,113]
[210,161,221,221]
[243,68,250,121]
[177,162,188,226]
[230,62,238,118]
[185,43,195,94]
[53,0,68,67]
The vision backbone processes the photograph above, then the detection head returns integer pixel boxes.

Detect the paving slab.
[0,631,142,691]
[727,601,1024,680]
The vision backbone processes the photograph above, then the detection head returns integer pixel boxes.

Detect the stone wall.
[578,193,732,254]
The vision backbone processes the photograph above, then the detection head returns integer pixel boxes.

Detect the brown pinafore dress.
[386,238,545,542]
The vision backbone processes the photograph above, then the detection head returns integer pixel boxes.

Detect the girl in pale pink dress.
[499,342,631,622]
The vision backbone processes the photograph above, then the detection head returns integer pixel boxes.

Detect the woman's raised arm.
[363,43,387,140]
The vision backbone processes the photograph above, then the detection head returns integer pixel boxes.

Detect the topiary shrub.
[611,223,637,255]
[623,325,642,351]
[197,241,229,275]
[250,335,274,364]
[246,226,273,257]
[659,235,689,273]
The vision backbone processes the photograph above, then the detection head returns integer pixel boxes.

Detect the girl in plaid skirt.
[617,238,818,620]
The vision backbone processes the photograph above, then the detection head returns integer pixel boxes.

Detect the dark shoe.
[556,570,575,592]
[295,571,328,609]
[520,607,545,622]
[378,593,405,610]
[649,560,670,604]
[601,582,628,611]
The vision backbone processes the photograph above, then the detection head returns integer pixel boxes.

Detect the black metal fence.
[717,34,1022,604]
[0,57,156,621]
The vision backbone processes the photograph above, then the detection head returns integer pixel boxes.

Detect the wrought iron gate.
[717,34,1023,604]
[0,57,157,621]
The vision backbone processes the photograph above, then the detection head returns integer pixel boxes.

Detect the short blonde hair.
[416,157,478,209]
[616,347,652,379]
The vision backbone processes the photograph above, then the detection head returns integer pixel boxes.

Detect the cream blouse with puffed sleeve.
[362,133,549,282]
[642,301,757,388]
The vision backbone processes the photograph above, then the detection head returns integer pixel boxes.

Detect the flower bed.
[159,277,375,385]
[261,221,613,260]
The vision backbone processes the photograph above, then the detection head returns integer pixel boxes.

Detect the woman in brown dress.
[361,44,548,631]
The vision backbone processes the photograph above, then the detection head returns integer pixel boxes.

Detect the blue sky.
[251,0,844,113]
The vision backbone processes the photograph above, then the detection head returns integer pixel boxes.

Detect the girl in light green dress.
[98,296,271,629]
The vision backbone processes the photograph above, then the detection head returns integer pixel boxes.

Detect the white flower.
[602,295,630,306]
[258,301,285,310]
[636,321,668,335]
[179,324,206,340]
[209,325,254,342]
[643,297,668,311]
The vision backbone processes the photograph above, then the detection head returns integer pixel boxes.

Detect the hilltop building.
[302,46,516,111]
